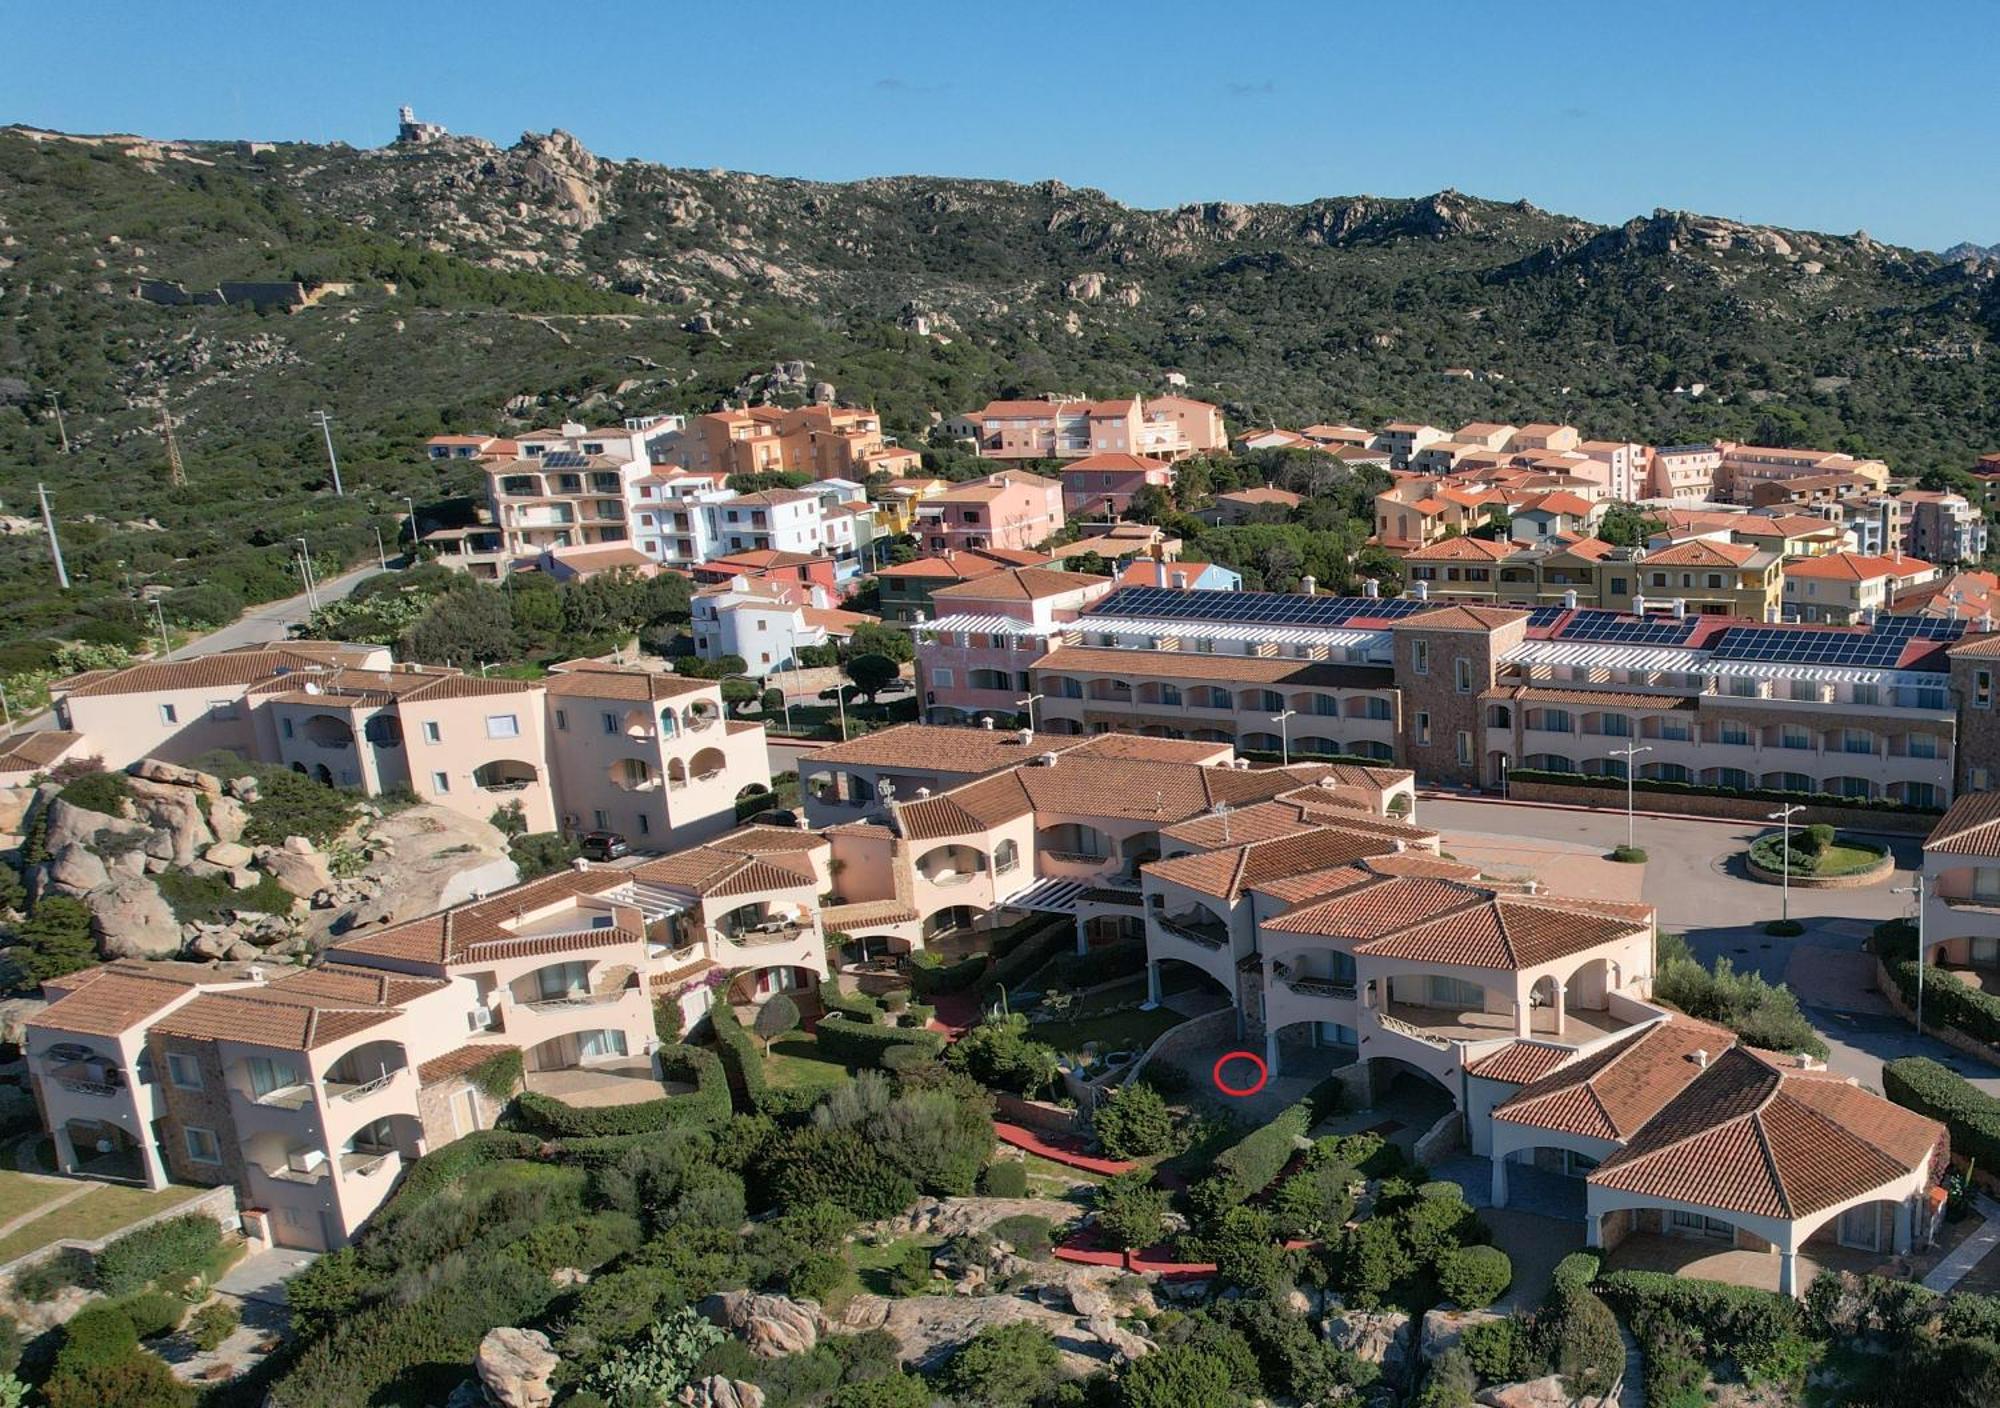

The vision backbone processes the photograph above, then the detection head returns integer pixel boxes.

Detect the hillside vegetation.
[2,122,1998,653]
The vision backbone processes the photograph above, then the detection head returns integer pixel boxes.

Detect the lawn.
[763,1033,851,1093]
[851,1234,941,1296]
[1014,1152,1106,1198]
[1748,835,1887,877]
[0,1182,208,1265]
[1029,1000,1184,1057]
[0,1171,75,1227]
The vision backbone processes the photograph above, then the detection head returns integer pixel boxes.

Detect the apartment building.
[875,547,1052,624]
[425,435,517,462]
[996,584,1971,807]
[662,405,919,481]
[1644,444,1722,502]
[1373,423,1448,469]
[963,395,1223,462]
[1903,490,1989,565]
[1783,552,1938,624]
[914,566,1117,723]
[914,471,1065,554]
[690,576,869,674]
[1631,539,1784,619]
[1716,445,1890,504]
[25,822,830,1249]
[1059,453,1175,517]
[1576,441,1646,500]
[1208,486,1305,523]
[1140,396,1229,457]
[1508,492,1603,544]
[1730,514,1848,558]
[1374,479,1496,548]
[486,424,654,559]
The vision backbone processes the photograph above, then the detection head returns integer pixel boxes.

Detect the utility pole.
[309,410,345,496]
[158,407,185,488]
[37,483,69,590]
[152,599,171,658]
[373,525,389,569]
[1894,875,1928,1038]
[50,394,70,455]
[295,537,320,613]
[1768,804,1805,925]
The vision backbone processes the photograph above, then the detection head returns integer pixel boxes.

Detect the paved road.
[167,562,387,659]
[1419,792,2000,1096]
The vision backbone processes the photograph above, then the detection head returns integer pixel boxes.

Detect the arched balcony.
[916,843,987,887]
[322,1040,409,1103]
[474,759,540,793]
[968,668,1012,691]
[1036,822,1112,866]
[1702,767,1753,790]
[716,900,811,943]
[689,746,728,782]
[1525,707,1574,734]
[1823,776,1877,800]
[1293,734,1342,757]
[1487,703,1513,728]
[1087,677,1132,702]
[1522,753,1577,773]
[362,715,403,748]
[1346,697,1393,721]
[1121,830,1161,879]
[1156,901,1230,951]
[657,706,680,739]
[922,906,976,941]
[611,758,659,792]
[667,757,689,790]
[1638,762,1692,783]
[1292,692,1343,718]
[1238,688,1285,713]
[1239,731,1283,754]
[1044,675,1083,700]
[301,713,355,749]
[1136,682,1183,707]
[1188,686,1233,710]
[1345,740,1394,761]
[682,700,720,733]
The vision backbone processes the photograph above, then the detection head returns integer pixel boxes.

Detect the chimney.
[980,716,995,730]
[1673,598,1686,619]
[1562,589,1577,610]
[1693,1049,1710,1069]
[1155,557,1168,588]
[1413,580,1429,600]
[1766,605,1780,623]
[1172,571,1189,589]
[1301,574,1317,597]
[1363,578,1380,598]
[1864,606,1877,628]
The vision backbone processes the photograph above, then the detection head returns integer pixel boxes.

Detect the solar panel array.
[1872,615,1968,642]
[1713,628,1910,667]
[1088,587,1434,629]
[540,450,587,469]
[1557,610,1701,647]
[1525,605,1567,628]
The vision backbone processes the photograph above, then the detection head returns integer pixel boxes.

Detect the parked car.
[579,830,630,861]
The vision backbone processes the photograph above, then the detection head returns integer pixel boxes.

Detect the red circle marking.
[1211,1051,1269,1098]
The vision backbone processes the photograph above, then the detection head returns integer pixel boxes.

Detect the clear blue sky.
[12,0,1998,250]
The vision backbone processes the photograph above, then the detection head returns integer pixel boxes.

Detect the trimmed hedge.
[1055,941,1146,988]
[979,916,1073,998]
[821,972,884,1023]
[1597,1269,1803,1355]
[1507,767,1943,816]
[1882,1056,1987,1166]
[814,1013,945,1069]
[709,1001,768,1111]
[508,1045,730,1138]
[910,951,987,997]
[1214,1101,1314,1195]
[1883,954,2000,1048]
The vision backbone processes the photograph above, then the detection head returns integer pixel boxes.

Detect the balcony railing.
[1286,976,1358,1001]
[1043,850,1112,866]
[525,991,626,1012]
[55,1074,122,1098]
[341,1147,396,1178]
[478,779,533,793]
[920,870,981,887]
[720,922,810,947]
[1157,916,1228,950]
[329,1071,398,1103]
[1375,1013,1453,1050]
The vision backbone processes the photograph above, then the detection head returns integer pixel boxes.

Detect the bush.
[1881,926,2000,1050]
[508,1046,730,1136]
[1547,1287,1624,1399]
[7,895,98,982]
[979,1161,1028,1197]
[909,951,986,996]
[57,768,131,815]
[1269,1162,1357,1239]
[1336,1217,1415,1309]
[789,1250,856,1307]
[755,993,802,1049]
[1597,1270,1805,1381]
[815,1013,945,1069]
[1093,1080,1176,1158]
[1213,1101,1313,1194]
[710,1001,769,1110]
[830,1374,932,1408]
[880,1043,936,1075]
[12,1247,91,1301]
[510,830,579,880]
[241,766,360,846]
[942,1321,1060,1406]
[1436,1245,1512,1308]
[1460,1316,1541,1385]
[1882,1056,1982,1164]
[42,1355,194,1408]
[1119,1341,1241,1408]
[886,1242,935,1296]
[944,1013,1059,1095]
[1096,1171,1170,1250]
[93,1214,225,1296]
[1653,945,1827,1057]
[189,1299,240,1352]
[1414,1347,1478,1408]
[111,1291,185,1339]
[989,1214,1054,1257]
[821,973,883,1023]
[1609,845,1648,863]
[54,1303,139,1372]
[1506,767,1943,815]
[764,1126,920,1221]
[1550,1252,1600,1298]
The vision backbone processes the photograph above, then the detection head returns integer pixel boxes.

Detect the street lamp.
[1016,694,1045,732]
[372,525,389,570]
[1608,745,1651,852]
[1893,875,1928,1037]
[1271,708,1297,765]
[1768,804,1806,925]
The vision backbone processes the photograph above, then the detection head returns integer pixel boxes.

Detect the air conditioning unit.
[287,1148,327,1174]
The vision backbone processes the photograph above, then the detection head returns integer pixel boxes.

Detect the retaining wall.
[0,1182,242,1290]
[1505,780,1938,834]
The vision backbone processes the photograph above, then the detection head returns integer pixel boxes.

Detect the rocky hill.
[1,122,1997,648]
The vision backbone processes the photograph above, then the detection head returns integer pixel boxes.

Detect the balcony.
[718,920,811,948]
[1285,975,1357,1002]
[325,1071,397,1104]
[1157,916,1229,950]
[524,990,628,1013]
[1043,850,1113,867]
[1375,1012,1454,1050]
[249,1084,316,1111]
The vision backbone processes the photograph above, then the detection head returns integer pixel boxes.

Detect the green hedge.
[508,1045,730,1138]
[980,916,1073,998]
[1214,1101,1314,1195]
[375,1130,542,1222]
[1883,955,2000,1048]
[821,972,883,1023]
[92,1214,224,1296]
[1055,941,1147,988]
[1507,768,1943,816]
[1597,1269,1803,1352]
[1882,1056,1984,1166]
[814,1013,945,1069]
[910,951,987,997]
[709,1001,768,1111]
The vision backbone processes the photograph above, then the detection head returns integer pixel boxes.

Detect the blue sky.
[12,0,1998,249]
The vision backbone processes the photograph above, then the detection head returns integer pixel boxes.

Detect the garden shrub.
[830,1374,932,1408]
[11,1247,91,1301]
[789,1249,856,1308]
[1436,1245,1511,1308]
[1213,1101,1312,1194]
[42,1355,193,1408]
[763,1126,920,1221]
[1309,1129,1402,1178]
[989,1214,1054,1257]
[1095,1171,1170,1250]
[1597,1270,1805,1382]
[1881,934,2000,1050]
[1413,1347,1478,1408]
[821,974,883,1023]
[1337,1216,1416,1308]
[1550,1251,1600,1298]
[979,1160,1027,1197]
[880,1042,936,1075]
[93,1213,225,1296]
[941,1321,1060,1406]
[1548,1286,1624,1399]
[886,1242,935,1296]
[1653,942,1827,1057]
[710,1000,769,1109]
[110,1290,185,1339]
[241,766,362,846]
[1119,1341,1240,1408]
[189,1299,240,1352]
[943,1013,1058,1095]
[1092,1079,1176,1158]
[53,1302,139,1372]
[1505,767,1943,816]
[815,1013,944,1069]
[1461,1316,1541,1385]
[57,768,131,816]
[581,1307,724,1408]
[1268,1161,1356,1239]
[909,951,985,996]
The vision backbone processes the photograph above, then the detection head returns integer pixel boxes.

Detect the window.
[1852,684,1879,707]
[431,770,451,793]
[1780,726,1811,750]
[637,814,650,835]
[1426,975,1484,1009]
[159,703,178,725]
[602,712,618,734]
[1979,671,1995,710]
[422,720,442,745]
[1972,869,2000,902]
[1414,711,1431,746]
[183,1127,221,1165]
[485,713,520,739]
[1454,657,1472,693]
[281,718,294,740]
[536,962,590,1000]
[1412,640,1430,675]
[554,709,568,731]
[593,810,608,829]
[994,839,1020,874]
[930,667,953,688]
[1719,722,1750,746]
[246,1057,301,1098]
[166,1052,203,1090]
[1456,731,1473,765]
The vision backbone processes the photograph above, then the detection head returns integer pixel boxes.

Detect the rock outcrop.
[702,1291,825,1358]
[677,1377,767,1408]
[473,1327,559,1408]
[89,876,182,958]
[1325,1307,1414,1387]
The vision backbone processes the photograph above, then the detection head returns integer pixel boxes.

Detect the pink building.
[913,566,1116,724]
[962,394,1222,463]
[914,471,1064,554]
[1059,453,1175,517]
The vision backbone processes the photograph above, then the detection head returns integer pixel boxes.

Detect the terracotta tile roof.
[874,548,1050,581]
[1483,685,1698,712]
[1641,538,1760,568]
[1146,826,1408,902]
[1926,792,2000,858]
[1392,605,1531,633]
[1068,735,1236,765]
[1158,790,1430,850]
[329,868,635,966]
[1947,631,2000,660]
[54,648,352,699]
[418,1043,510,1085]
[1402,537,1513,562]
[150,990,401,1052]
[1515,492,1596,517]
[1786,552,1932,581]
[30,970,206,1038]
[541,662,713,701]
[1467,1041,1577,1085]
[1217,487,1304,507]
[1588,1046,1942,1220]
[1032,647,1391,688]
[1060,453,1171,472]
[628,846,816,900]
[802,724,1093,775]
[0,730,85,774]
[1267,875,1651,968]
[932,567,1107,602]
[1495,1019,1728,1139]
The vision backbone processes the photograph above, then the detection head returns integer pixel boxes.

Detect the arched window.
[994,839,1020,874]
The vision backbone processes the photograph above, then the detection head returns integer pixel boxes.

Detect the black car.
[579,830,630,861]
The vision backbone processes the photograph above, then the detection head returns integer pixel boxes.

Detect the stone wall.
[1123,1006,1235,1085]
[994,1092,1082,1135]
[0,1182,241,1289]
[1505,779,1937,834]
[145,1033,245,1190]
[1411,1107,1464,1167]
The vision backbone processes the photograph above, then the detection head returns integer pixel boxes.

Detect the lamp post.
[1894,875,1928,1037]
[372,525,389,570]
[1608,744,1651,852]
[1768,804,1805,925]
[151,599,171,658]
[1016,693,1045,732]
[1271,708,1297,765]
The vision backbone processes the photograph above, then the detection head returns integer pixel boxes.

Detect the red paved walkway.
[993,1121,1136,1175]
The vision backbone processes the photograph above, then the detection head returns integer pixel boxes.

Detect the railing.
[721,923,810,947]
[265,1159,330,1184]
[920,870,981,887]
[343,1149,395,1178]
[478,779,533,793]
[330,1071,397,1103]
[1043,850,1112,866]
[251,1085,316,1110]
[1157,916,1228,950]
[1375,1013,1453,1050]
[56,1075,121,1098]
[525,991,625,1011]
[686,716,719,732]
[1286,976,1357,1001]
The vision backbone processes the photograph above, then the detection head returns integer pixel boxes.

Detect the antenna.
[37,483,69,590]
[158,406,185,487]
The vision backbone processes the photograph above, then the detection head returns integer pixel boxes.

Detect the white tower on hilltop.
[396,106,447,145]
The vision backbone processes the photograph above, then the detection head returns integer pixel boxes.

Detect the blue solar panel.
[1558,610,1700,647]
[1525,605,1567,628]
[1712,627,1908,667]
[541,450,586,469]
[1087,587,1430,629]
